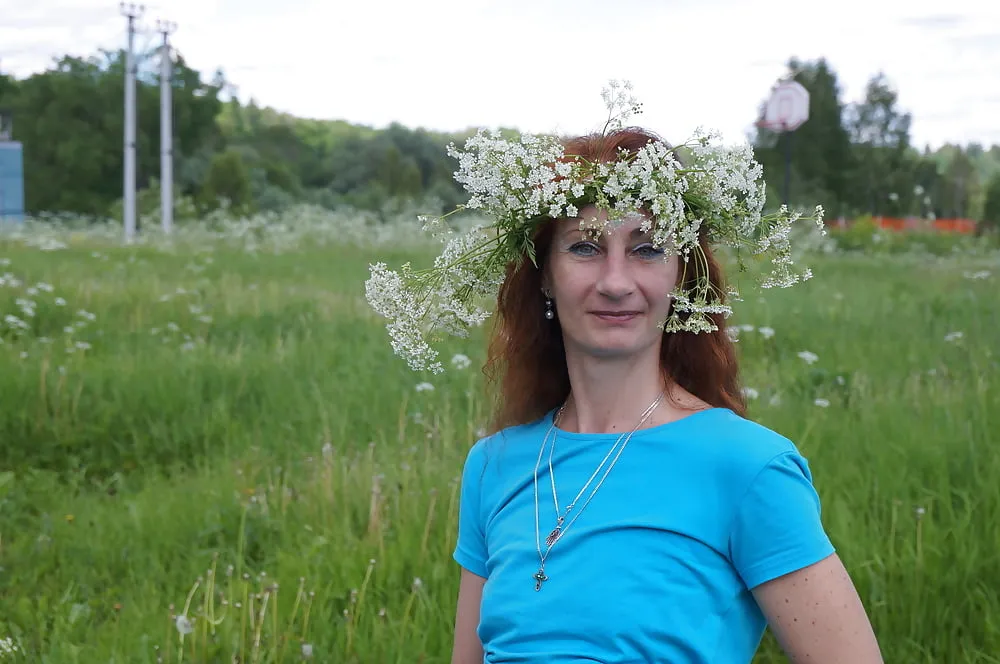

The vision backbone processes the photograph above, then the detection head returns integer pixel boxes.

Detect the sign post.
[757,79,810,206]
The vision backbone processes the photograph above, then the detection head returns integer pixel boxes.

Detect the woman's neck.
[557,348,711,434]
[556,350,664,434]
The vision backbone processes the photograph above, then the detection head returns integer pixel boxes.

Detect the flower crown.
[365,80,825,374]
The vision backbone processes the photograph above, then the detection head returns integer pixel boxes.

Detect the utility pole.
[157,19,177,234]
[120,2,144,243]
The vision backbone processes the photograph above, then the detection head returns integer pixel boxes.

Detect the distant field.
[0,214,998,663]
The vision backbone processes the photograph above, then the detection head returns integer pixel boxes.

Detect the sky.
[1,0,999,150]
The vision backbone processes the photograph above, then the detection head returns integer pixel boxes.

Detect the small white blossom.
[451,353,472,370]
[797,350,819,365]
[301,643,313,659]
[814,398,830,408]
[175,614,194,635]
[944,331,963,343]
[757,326,775,339]
[741,387,759,400]
[415,382,435,392]
[54,297,66,306]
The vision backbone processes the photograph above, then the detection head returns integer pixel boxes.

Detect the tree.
[752,57,853,216]
[1,50,223,216]
[200,149,253,213]
[843,72,913,215]
[980,172,1000,235]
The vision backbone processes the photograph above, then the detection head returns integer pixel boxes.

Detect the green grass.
[0,229,998,663]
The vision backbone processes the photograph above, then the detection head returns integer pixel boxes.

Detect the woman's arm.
[451,568,486,664]
[752,553,883,663]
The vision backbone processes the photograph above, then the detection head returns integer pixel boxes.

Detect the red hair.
[482,128,746,432]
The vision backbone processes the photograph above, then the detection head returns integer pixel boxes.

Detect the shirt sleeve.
[729,450,836,590]
[453,441,489,578]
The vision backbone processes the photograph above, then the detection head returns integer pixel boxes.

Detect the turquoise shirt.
[453,407,836,663]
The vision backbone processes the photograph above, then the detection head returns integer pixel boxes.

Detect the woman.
[446,129,884,663]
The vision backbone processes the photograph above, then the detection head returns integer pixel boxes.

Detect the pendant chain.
[532,392,664,591]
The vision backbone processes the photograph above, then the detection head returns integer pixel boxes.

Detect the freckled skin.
[752,554,884,662]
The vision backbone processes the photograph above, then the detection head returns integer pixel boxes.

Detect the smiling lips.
[591,310,641,322]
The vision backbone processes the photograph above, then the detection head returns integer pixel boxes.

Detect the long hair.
[482,128,746,432]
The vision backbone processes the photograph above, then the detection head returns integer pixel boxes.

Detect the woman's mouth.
[592,311,641,322]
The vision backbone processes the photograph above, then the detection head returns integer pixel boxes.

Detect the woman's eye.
[633,243,665,259]
[569,242,600,256]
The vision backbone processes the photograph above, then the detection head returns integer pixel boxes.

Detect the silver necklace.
[532,392,664,591]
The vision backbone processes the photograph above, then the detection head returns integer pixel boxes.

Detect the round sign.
[758,80,810,132]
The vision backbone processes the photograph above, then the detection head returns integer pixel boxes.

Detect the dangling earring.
[544,297,555,320]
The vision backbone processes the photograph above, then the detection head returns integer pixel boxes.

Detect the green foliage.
[980,172,1000,234]
[0,51,223,217]
[752,59,1000,223]
[0,220,999,662]
[200,149,254,214]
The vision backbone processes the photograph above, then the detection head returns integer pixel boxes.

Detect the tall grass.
[0,211,998,662]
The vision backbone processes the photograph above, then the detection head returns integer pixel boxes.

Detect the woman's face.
[543,205,679,360]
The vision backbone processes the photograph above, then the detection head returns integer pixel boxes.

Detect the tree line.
[0,49,998,231]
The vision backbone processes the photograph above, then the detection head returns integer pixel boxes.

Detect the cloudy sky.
[2,0,998,149]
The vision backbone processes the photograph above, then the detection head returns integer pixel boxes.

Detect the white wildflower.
[415,382,435,392]
[365,81,824,372]
[757,326,775,339]
[814,398,830,408]
[54,297,66,306]
[175,614,194,635]
[741,387,759,400]
[451,353,472,370]
[301,643,314,659]
[797,350,819,365]
[944,331,963,343]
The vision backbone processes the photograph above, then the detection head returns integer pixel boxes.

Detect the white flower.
[54,297,66,306]
[175,614,194,635]
[726,327,740,342]
[0,636,21,654]
[451,353,471,370]
[415,382,435,392]
[944,331,963,343]
[757,326,775,339]
[365,82,824,373]
[301,643,314,659]
[814,398,830,408]
[797,350,819,365]
[741,387,759,400]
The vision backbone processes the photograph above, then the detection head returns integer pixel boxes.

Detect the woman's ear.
[540,272,553,299]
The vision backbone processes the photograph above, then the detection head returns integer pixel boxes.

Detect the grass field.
[0,212,998,663]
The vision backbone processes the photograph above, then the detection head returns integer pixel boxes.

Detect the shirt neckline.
[545,406,730,441]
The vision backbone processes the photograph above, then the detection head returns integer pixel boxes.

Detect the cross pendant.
[533,567,548,591]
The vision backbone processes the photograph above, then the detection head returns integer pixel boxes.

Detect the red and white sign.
[758,80,810,132]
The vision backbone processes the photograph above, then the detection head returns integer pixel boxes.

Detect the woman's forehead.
[556,207,653,236]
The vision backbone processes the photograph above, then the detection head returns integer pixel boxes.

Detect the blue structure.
[0,141,24,223]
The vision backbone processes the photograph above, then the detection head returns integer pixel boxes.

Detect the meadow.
[0,207,998,663]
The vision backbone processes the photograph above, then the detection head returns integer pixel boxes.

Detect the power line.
[157,18,177,235]
[120,2,145,243]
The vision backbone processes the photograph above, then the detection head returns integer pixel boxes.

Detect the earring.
[544,297,555,320]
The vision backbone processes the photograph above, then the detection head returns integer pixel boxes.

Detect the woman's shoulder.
[670,407,811,482]
[461,412,553,466]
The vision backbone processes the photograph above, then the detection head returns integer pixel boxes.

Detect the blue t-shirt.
[453,407,835,663]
